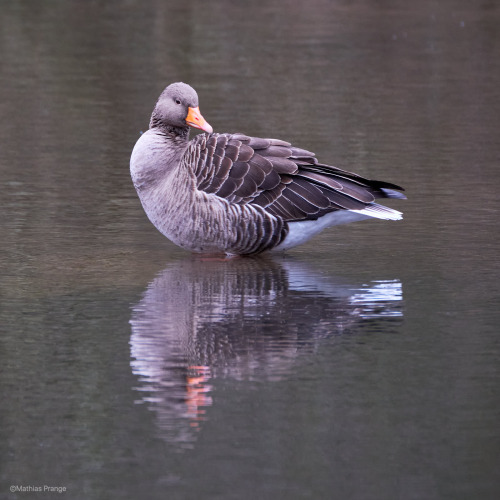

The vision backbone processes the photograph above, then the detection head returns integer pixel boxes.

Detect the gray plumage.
[130,82,405,255]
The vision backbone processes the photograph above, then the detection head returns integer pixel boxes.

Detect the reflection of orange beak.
[186,365,213,426]
[185,106,213,133]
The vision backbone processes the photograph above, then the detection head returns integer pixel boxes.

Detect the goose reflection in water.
[129,257,403,449]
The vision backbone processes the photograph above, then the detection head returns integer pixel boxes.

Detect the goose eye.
[175,98,181,105]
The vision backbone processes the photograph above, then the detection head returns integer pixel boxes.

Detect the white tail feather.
[274,203,403,251]
[351,203,403,221]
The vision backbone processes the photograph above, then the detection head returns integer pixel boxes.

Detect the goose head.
[149,82,213,134]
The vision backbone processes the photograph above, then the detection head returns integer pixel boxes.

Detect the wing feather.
[189,132,404,223]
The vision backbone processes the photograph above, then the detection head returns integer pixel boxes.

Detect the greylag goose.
[130,82,405,255]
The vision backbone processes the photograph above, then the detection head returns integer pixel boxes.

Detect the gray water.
[1,1,499,499]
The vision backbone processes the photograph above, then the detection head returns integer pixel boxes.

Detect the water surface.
[1,1,499,499]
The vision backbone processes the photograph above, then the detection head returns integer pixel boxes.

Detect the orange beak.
[185,106,213,133]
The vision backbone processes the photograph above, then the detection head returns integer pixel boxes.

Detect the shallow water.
[1,1,499,499]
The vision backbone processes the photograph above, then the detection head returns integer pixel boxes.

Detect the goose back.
[188,132,405,224]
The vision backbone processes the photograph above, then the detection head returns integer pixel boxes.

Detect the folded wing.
[189,132,405,222]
